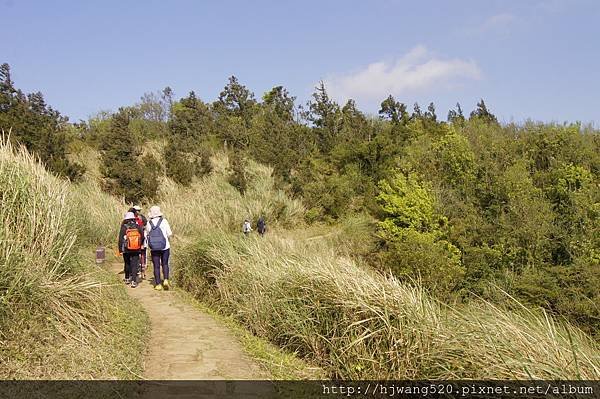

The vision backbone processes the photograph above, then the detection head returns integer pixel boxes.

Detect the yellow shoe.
[163,279,170,290]
[154,284,163,291]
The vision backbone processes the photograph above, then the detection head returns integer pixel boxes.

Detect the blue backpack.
[148,217,167,250]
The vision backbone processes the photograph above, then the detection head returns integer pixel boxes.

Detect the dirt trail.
[111,262,268,381]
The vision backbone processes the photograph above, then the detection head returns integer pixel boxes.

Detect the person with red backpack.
[118,212,144,288]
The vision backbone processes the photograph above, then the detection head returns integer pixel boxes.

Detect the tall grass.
[0,138,146,378]
[157,153,304,238]
[71,181,125,246]
[176,231,600,379]
[67,142,600,379]
[0,139,97,334]
[69,143,125,246]
[162,154,600,380]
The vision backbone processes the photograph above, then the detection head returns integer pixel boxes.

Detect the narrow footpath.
[110,262,269,382]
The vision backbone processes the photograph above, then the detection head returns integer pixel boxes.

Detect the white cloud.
[459,12,517,38]
[481,13,516,32]
[323,46,482,104]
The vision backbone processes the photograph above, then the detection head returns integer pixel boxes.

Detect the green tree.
[169,91,212,141]
[0,63,84,181]
[99,108,158,202]
[166,92,214,185]
[307,81,341,154]
[262,85,295,121]
[447,102,465,124]
[376,171,464,296]
[433,129,477,189]
[497,160,554,269]
[547,163,597,264]
[248,90,304,183]
[469,99,498,124]
[377,95,412,147]
[424,102,437,122]
[211,77,258,151]
[215,76,257,125]
[378,95,408,125]
[290,157,355,222]
[412,102,422,119]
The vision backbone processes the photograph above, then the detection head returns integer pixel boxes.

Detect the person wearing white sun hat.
[145,205,173,291]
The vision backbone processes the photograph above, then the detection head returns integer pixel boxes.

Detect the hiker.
[242,218,252,236]
[257,216,266,236]
[130,205,148,279]
[119,217,128,281]
[146,205,173,291]
[130,205,148,228]
[118,212,144,288]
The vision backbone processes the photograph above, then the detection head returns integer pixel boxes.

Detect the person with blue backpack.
[146,205,173,291]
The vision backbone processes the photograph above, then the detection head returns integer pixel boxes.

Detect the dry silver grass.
[65,140,600,380]
[0,137,137,378]
[75,144,304,240]
[70,180,125,246]
[177,230,600,380]
[0,137,103,329]
[156,153,304,237]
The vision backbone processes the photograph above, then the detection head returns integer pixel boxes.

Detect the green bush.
[228,151,249,194]
[376,171,464,296]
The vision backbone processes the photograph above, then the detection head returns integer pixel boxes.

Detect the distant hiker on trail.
[130,205,148,279]
[257,216,266,236]
[119,218,127,278]
[146,205,173,291]
[242,219,252,236]
[118,212,144,288]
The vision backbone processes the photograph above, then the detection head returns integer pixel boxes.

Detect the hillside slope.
[18,140,599,380]
[0,139,147,379]
[162,152,600,379]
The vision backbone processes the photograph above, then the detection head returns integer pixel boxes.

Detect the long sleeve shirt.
[145,217,173,250]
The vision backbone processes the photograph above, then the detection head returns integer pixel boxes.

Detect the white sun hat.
[148,206,163,218]
[123,212,136,220]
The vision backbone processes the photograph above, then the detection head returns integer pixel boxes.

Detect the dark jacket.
[129,208,148,228]
[257,217,266,233]
[138,213,148,227]
[118,220,144,253]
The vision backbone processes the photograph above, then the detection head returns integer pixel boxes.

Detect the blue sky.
[1,0,598,124]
